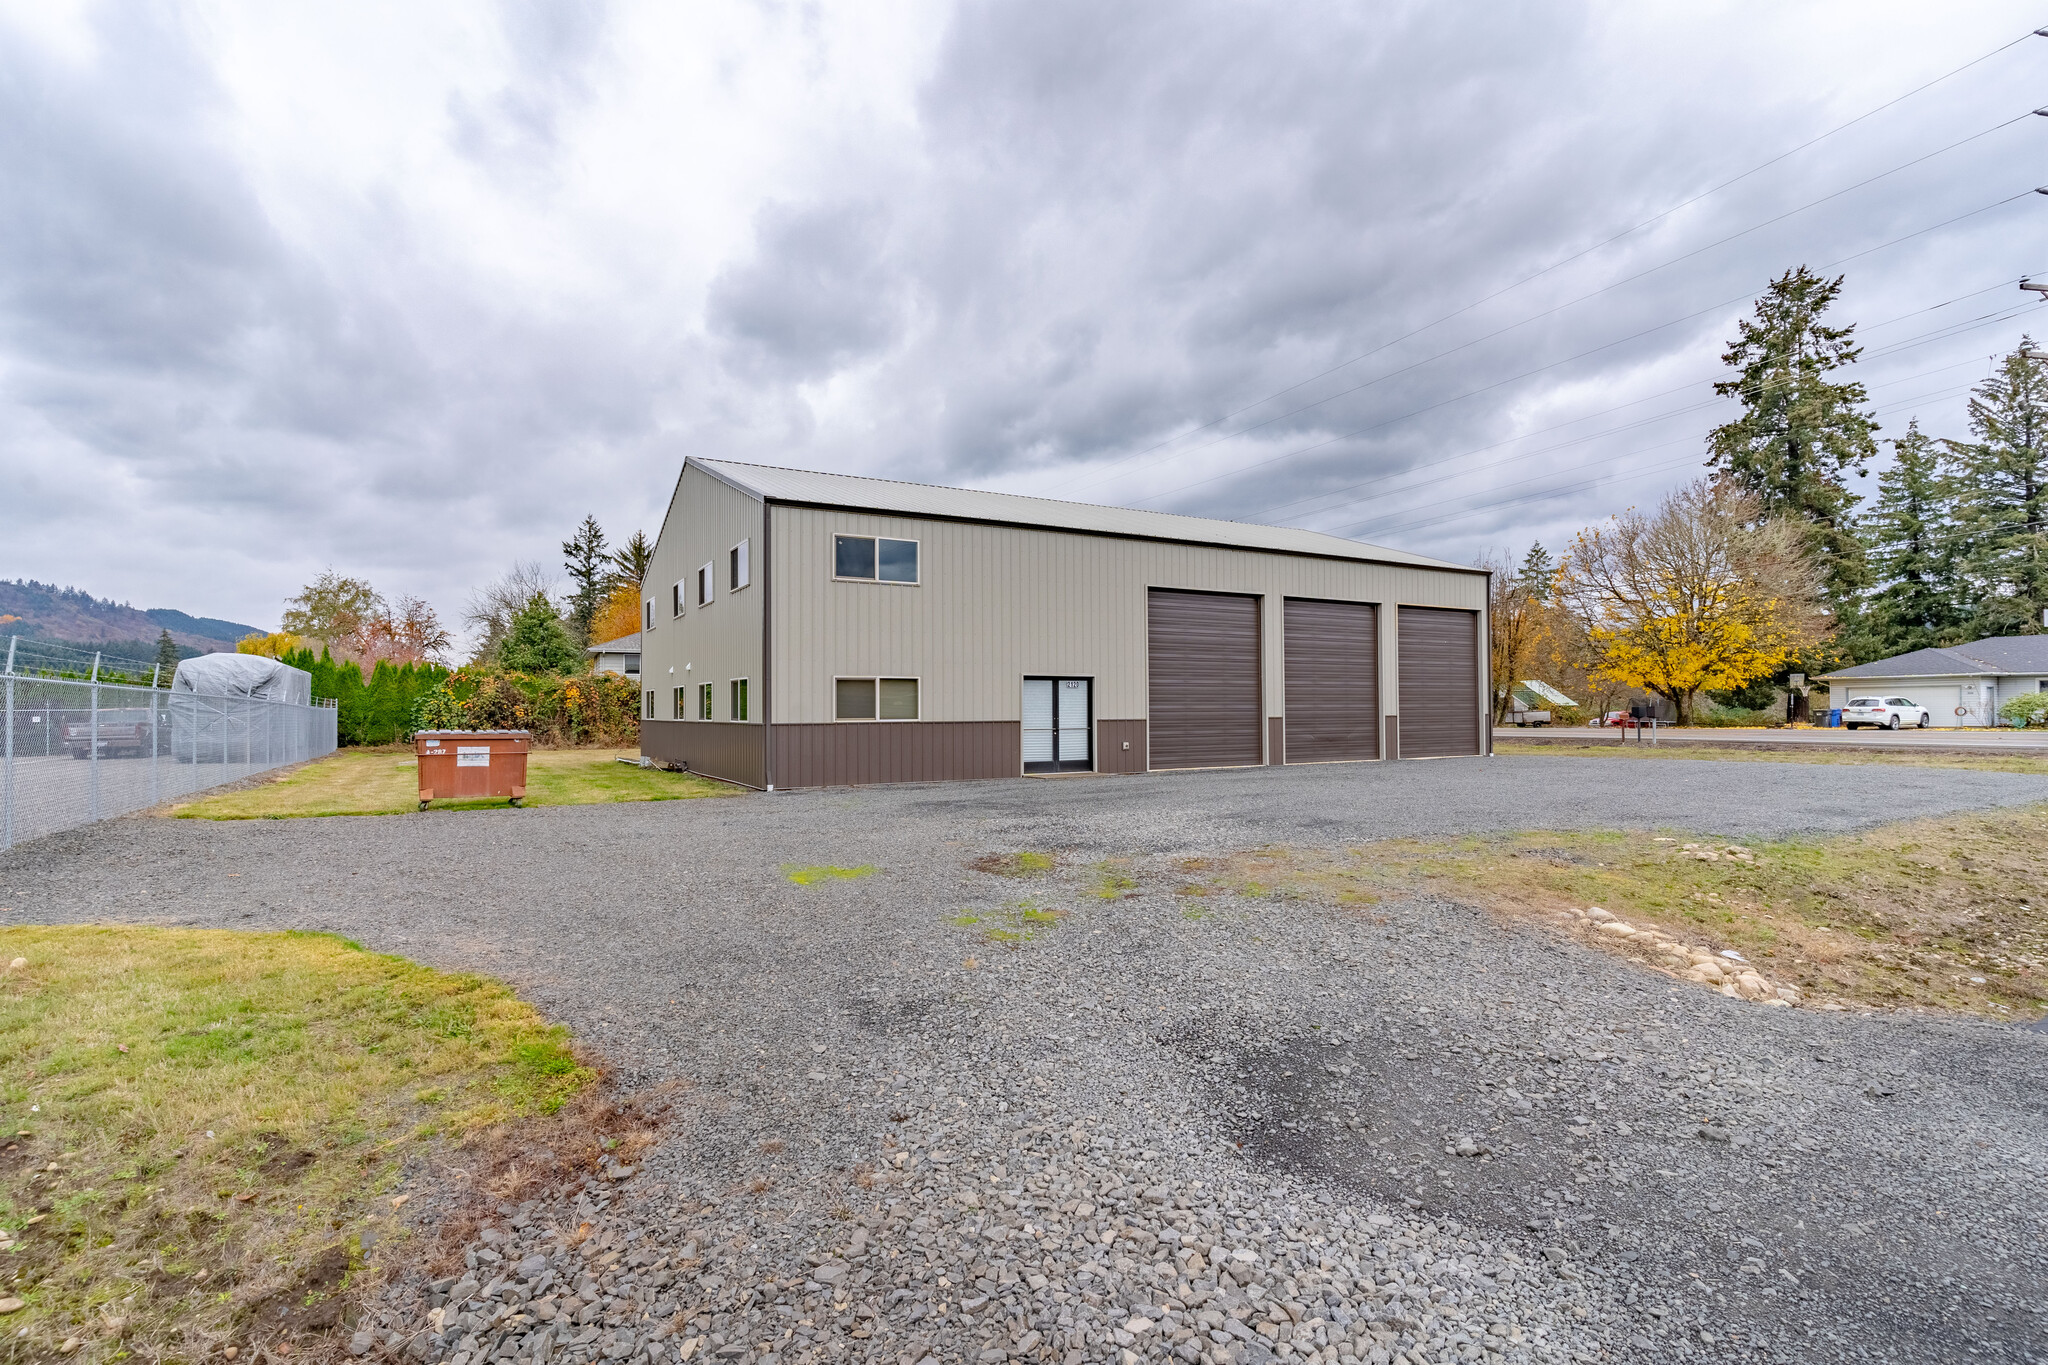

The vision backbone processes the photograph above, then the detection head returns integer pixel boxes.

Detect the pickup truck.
[62,709,157,759]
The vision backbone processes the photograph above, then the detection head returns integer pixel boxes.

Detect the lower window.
[672,686,685,720]
[642,690,654,720]
[730,678,749,721]
[834,677,919,720]
[698,682,714,720]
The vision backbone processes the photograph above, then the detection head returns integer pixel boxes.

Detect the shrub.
[1695,707,1782,728]
[412,667,640,747]
[2000,692,2048,728]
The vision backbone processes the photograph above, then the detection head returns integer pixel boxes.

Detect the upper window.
[643,601,652,632]
[671,581,685,618]
[834,535,918,584]
[697,562,715,607]
[731,539,751,590]
[834,677,919,720]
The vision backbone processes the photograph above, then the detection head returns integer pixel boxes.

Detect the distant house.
[587,633,641,680]
[1820,636,2048,728]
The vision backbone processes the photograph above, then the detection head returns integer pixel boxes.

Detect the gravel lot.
[5,758,2047,1365]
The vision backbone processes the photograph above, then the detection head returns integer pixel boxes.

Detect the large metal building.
[638,458,1490,789]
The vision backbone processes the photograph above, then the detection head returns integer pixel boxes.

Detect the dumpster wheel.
[418,800,429,812]
[509,797,523,807]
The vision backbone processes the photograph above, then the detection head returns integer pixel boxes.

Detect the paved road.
[1495,725,2048,753]
[5,759,2046,1364]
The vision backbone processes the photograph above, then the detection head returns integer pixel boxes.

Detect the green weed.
[783,864,878,886]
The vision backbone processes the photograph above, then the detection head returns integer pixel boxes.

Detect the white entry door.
[1023,677,1092,772]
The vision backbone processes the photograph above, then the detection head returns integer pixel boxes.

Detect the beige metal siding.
[640,465,766,726]
[767,505,1483,727]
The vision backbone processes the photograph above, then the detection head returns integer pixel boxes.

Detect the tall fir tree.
[153,628,180,685]
[1858,420,1964,657]
[498,593,581,674]
[1707,266,1877,611]
[608,529,655,590]
[561,515,610,647]
[1946,339,2048,636]
[1516,542,1556,600]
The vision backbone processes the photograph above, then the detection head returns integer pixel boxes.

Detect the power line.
[1040,28,2043,500]
[1245,274,2039,525]
[1357,377,1990,541]
[1115,190,2037,515]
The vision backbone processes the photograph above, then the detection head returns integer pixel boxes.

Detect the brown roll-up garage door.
[1283,598,1378,762]
[1397,607,1480,758]
[1148,589,1262,769]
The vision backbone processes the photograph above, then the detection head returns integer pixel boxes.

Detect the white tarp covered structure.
[169,654,316,763]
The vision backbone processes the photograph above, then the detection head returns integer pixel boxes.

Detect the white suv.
[1842,696,1931,730]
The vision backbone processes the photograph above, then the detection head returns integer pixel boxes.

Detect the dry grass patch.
[967,851,1056,877]
[1165,804,2048,1020]
[0,926,597,1361]
[173,748,736,819]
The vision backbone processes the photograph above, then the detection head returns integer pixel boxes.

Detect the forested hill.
[0,579,263,652]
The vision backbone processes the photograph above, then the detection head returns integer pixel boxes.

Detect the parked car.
[61,708,158,758]
[1841,696,1930,730]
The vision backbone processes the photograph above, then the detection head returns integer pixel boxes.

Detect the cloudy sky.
[3,0,2044,641]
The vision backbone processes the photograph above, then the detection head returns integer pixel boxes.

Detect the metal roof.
[1821,635,2048,680]
[691,458,1481,574]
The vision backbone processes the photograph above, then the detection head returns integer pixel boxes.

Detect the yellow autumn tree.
[588,581,641,646]
[1562,480,1825,724]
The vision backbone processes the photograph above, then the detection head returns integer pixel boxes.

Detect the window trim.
[832,534,921,585]
[832,675,921,722]
[697,681,714,720]
[730,677,750,722]
[730,539,751,591]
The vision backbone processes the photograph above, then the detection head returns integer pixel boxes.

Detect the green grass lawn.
[0,926,595,1359]
[174,746,739,819]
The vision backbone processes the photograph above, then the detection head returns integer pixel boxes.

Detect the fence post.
[150,683,161,808]
[90,652,101,822]
[4,638,14,851]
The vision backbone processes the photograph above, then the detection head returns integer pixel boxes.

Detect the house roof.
[690,458,1481,574]
[585,632,640,656]
[1821,635,2048,680]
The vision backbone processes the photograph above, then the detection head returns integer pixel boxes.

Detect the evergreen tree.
[562,515,610,647]
[1858,420,1964,657]
[153,628,180,685]
[1516,542,1556,600]
[1707,266,1877,608]
[1946,340,2048,636]
[608,530,655,590]
[498,593,581,674]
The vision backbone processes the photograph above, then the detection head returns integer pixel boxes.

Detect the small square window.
[672,686,685,720]
[878,677,919,719]
[698,682,714,720]
[835,535,876,579]
[835,678,876,720]
[878,538,918,583]
[730,678,749,721]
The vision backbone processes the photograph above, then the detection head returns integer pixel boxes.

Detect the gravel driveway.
[5,758,2046,1365]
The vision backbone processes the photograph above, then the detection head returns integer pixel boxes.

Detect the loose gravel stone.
[6,761,2047,1364]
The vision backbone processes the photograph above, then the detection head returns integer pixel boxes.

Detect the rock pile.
[1555,907,1798,1006]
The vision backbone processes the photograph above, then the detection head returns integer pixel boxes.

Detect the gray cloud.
[0,0,2040,635]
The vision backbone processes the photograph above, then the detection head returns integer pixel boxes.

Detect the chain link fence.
[2,653,339,850]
